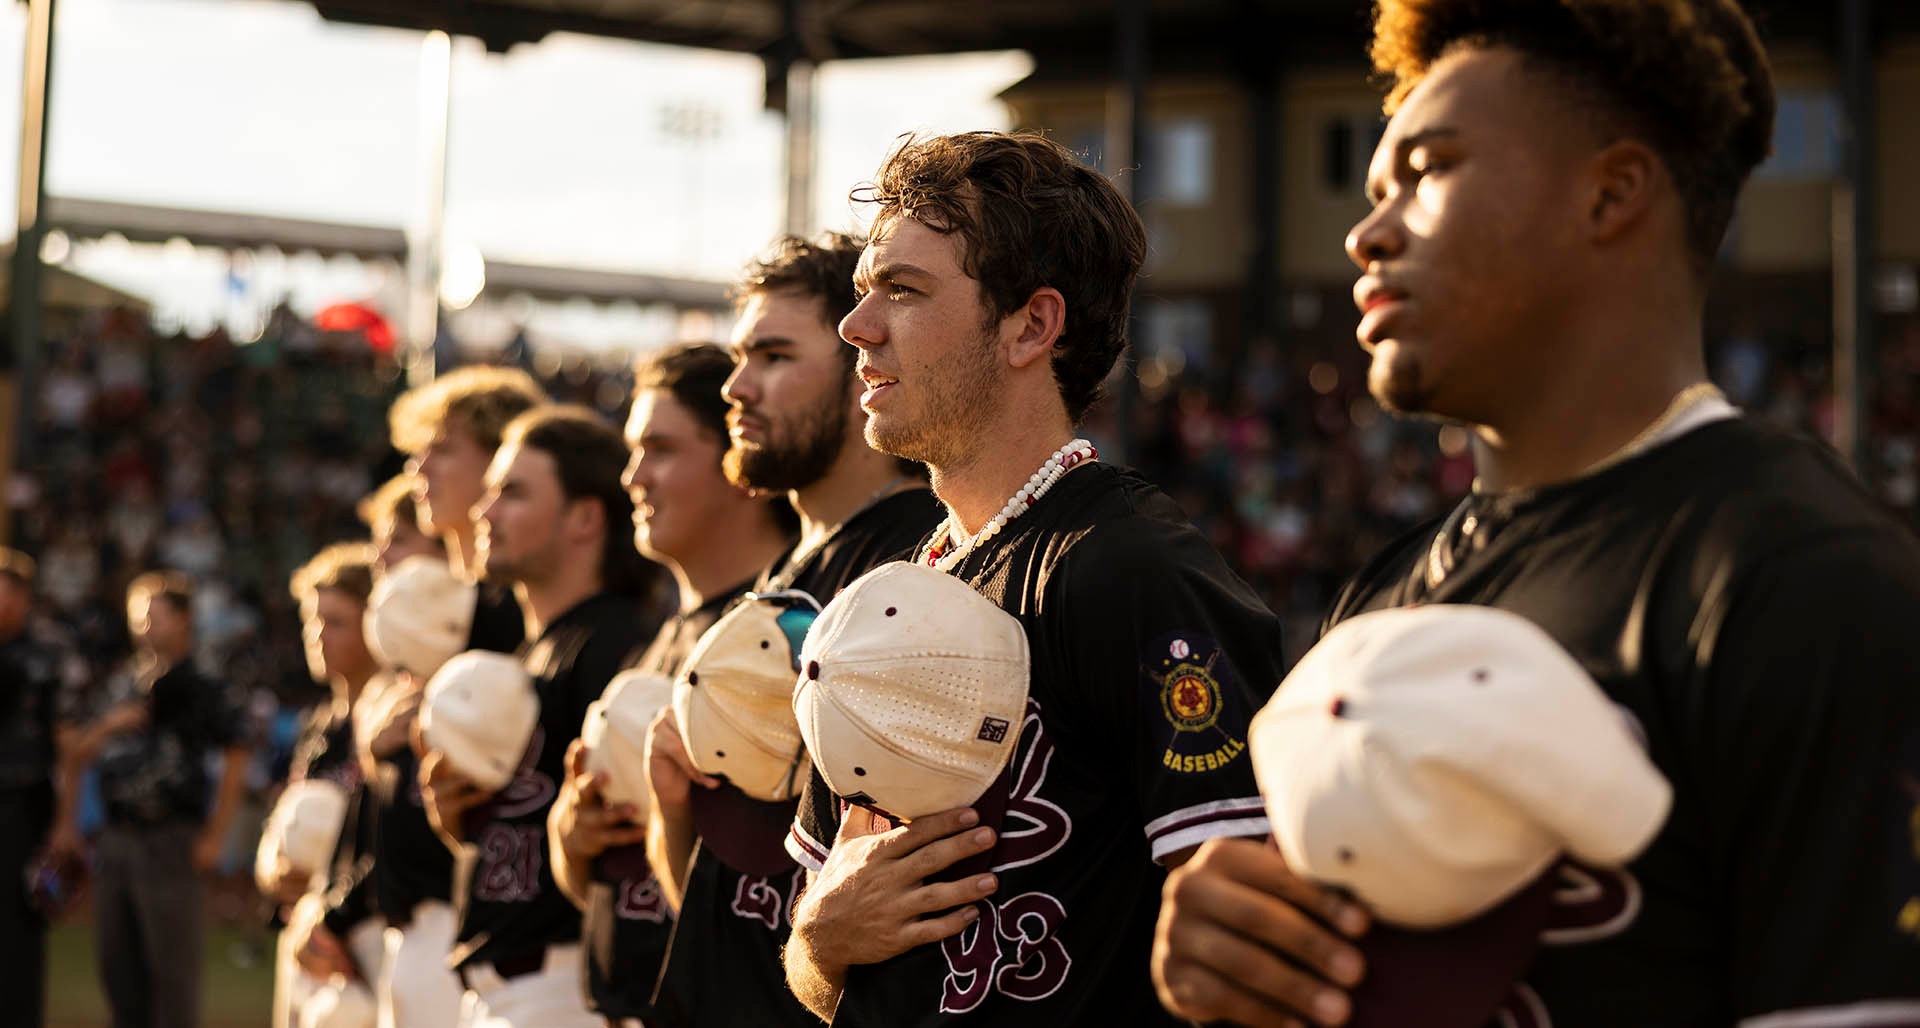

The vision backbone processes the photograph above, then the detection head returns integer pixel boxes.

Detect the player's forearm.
[52,726,86,827]
[203,745,252,839]
[548,822,592,911]
[646,795,697,912]
[783,926,847,1022]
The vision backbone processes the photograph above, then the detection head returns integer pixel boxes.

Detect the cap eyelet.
[1329,697,1347,717]
[687,671,699,686]
[1337,847,1355,864]
[1471,668,1490,684]
[853,766,867,776]
[807,660,820,680]
[715,749,726,759]
[885,607,897,617]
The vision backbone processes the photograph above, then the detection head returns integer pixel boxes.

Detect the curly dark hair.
[1370,0,1774,272]
[857,132,1147,424]
[734,233,867,367]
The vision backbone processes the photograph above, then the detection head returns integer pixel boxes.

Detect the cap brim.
[1345,865,1558,1028]
[689,782,802,877]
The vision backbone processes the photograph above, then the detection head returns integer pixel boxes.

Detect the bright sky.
[0,0,1032,334]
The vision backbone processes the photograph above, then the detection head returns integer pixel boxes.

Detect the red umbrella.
[314,301,395,353]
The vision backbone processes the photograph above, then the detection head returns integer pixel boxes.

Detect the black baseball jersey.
[651,487,942,1028]
[1324,417,1920,1027]
[94,661,246,828]
[371,585,526,924]
[0,626,82,793]
[787,467,1285,1026]
[582,580,751,1020]
[288,703,361,793]
[287,700,379,934]
[452,591,650,971]
[468,582,526,654]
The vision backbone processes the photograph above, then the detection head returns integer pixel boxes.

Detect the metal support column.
[1104,0,1148,461]
[1832,0,1875,475]
[1,0,57,544]
[405,29,453,387]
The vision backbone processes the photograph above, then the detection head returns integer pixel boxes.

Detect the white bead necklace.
[924,438,1097,573]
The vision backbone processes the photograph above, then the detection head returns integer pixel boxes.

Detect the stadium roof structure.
[307,0,1910,64]
[310,0,1370,62]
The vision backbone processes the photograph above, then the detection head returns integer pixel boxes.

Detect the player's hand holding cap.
[671,590,821,874]
[793,561,1030,822]
[1252,604,1673,1028]
[419,650,539,794]
[363,554,476,679]
[255,778,350,892]
[583,669,675,819]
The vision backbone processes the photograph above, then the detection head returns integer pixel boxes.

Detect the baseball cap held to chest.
[419,650,539,794]
[672,590,822,875]
[1253,604,1671,1028]
[794,561,1030,822]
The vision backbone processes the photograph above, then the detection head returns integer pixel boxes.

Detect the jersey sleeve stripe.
[786,823,829,873]
[1144,797,1269,842]
[1149,816,1271,864]
[1737,1000,1920,1028]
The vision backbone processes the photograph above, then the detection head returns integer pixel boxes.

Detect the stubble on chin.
[1369,346,1434,416]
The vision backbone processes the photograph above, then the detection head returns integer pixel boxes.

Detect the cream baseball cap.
[1254,604,1671,927]
[793,561,1030,822]
[1252,604,1672,1028]
[582,669,675,818]
[364,555,476,679]
[255,778,349,887]
[298,977,377,1028]
[672,590,820,875]
[419,650,539,794]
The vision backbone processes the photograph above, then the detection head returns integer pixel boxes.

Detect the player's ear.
[567,495,607,543]
[1005,287,1066,370]
[1586,138,1659,245]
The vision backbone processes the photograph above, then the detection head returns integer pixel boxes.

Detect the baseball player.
[545,342,796,1026]
[644,234,942,1027]
[387,365,548,656]
[1150,3,1920,1026]
[419,406,656,1028]
[781,133,1288,1025]
[273,543,384,1027]
[354,478,465,1028]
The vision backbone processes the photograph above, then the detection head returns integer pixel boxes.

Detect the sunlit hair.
[856,131,1146,424]
[128,570,194,617]
[388,365,547,455]
[356,474,438,546]
[288,542,377,607]
[1370,0,1774,272]
[0,548,36,588]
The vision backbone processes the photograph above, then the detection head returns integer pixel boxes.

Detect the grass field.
[45,916,276,1028]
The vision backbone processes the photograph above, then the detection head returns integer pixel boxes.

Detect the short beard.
[723,387,848,494]
[865,328,1003,468]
